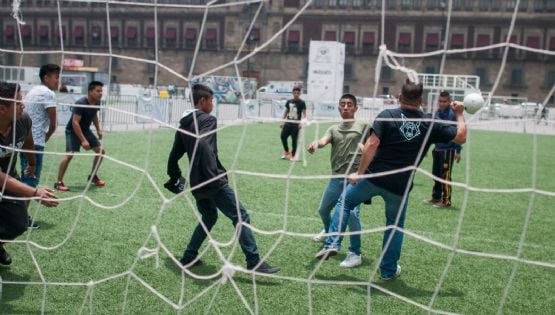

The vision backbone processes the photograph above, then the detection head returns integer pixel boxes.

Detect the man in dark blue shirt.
[427,91,462,209]
[55,81,106,191]
[314,80,467,280]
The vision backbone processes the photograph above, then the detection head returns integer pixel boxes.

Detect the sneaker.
[315,247,339,260]
[54,181,69,191]
[312,230,326,243]
[425,198,441,205]
[28,216,40,229]
[433,203,452,209]
[290,155,298,161]
[179,256,204,268]
[248,261,280,274]
[381,264,401,281]
[88,175,105,187]
[0,245,12,266]
[280,151,290,160]
[339,251,362,268]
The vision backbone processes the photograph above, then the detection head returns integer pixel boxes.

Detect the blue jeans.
[317,178,362,255]
[19,145,44,188]
[325,179,408,278]
[182,185,260,267]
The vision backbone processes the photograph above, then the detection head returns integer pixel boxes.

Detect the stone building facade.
[1,0,554,102]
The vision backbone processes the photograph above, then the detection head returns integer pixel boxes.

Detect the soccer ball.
[463,93,485,114]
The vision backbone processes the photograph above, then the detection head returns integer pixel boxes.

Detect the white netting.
[0,0,554,314]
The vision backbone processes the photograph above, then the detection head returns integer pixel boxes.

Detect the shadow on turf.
[163,257,280,287]
[0,269,33,314]
[315,273,463,298]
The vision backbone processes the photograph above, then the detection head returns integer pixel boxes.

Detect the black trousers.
[0,198,28,241]
[280,123,300,157]
[431,149,456,205]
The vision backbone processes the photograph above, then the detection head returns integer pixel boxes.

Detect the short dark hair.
[192,84,213,106]
[292,87,301,93]
[439,91,450,98]
[39,64,60,82]
[88,81,104,92]
[400,79,423,105]
[340,93,357,107]
[0,81,20,107]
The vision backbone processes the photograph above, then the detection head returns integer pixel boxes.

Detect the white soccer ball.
[463,93,485,114]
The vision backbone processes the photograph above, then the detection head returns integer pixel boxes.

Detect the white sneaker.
[380,264,401,281]
[314,247,338,260]
[339,251,362,268]
[312,230,326,243]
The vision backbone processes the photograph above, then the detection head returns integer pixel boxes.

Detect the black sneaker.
[179,257,204,268]
[28,216,40,229]
[248,261,280,274]
[0,245,12,266]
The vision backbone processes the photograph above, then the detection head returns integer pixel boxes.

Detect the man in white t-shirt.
[19,64,60,229]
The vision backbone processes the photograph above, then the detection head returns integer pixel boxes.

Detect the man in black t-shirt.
[55,81,106,191]
[279,87,306,161]
[315,80,467,281]
[0,82,58,266]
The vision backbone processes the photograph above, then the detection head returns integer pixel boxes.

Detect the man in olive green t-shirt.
[307,94,370,268]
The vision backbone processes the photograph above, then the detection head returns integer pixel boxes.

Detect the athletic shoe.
[290,155,298,161]
[88,175,105,187]
[425,198,441,205]
[312,230,326,243]
[339,251,362,268]
[0,245,12,266]
[179,256,204,268]
[280,151,290,159]
[315,247,339,260]
[433,203,452,209]
[28,216,40,229]
[248,261,280,274]
[381,264,401,281]
[54,181,69,191]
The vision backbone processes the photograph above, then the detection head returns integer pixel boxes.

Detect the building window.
[40,54,48,66]
[126,26,138,47]
[4,25,15,44]
[427,0,439,10]
[74,25,84,46]
[362,31,375,54]
[91,26,101,46]
[338,0,347,8]
[352,0,362,7]
[38,25,49,45]
[479,0,490,10]
[549,37,555,51]
[387,0,396,9]
[55,25,66,44]
[324,31,336,41]
[381,66,393,81]
[398,32,411,51]
[424,66,436,74]
[5,53,15,65]
[543,71,555,89]
[146,27,156,47]
[475,68,488,85]
[345,64,353,79]
[426,33,439,51]
[526,36,540,49]
[491,0,500,10]
[165,27,177,48]
[343,31,355,53]
[476,34,490,57]
[451,33,464,49]
[247,28,260,45]
[288,30,300,52]
[510,69,523,86]
[110,26,119,46]
[463,0,473,10]
[314,0,326,8]
[205,28,217,50]
[184,28,197,49]
[329,0,337,7]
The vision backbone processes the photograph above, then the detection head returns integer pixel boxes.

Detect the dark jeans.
[431,149,456,205]
[20,145,45,188]
[182,185,260,267]
[0,198,28,241]
[280,123,300,157]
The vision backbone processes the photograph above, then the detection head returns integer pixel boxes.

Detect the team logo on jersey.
[0,140,24,158]
[399,114,421,141]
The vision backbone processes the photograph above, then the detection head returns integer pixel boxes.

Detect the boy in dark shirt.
[166,84,280,274]
[280,87,306,161]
